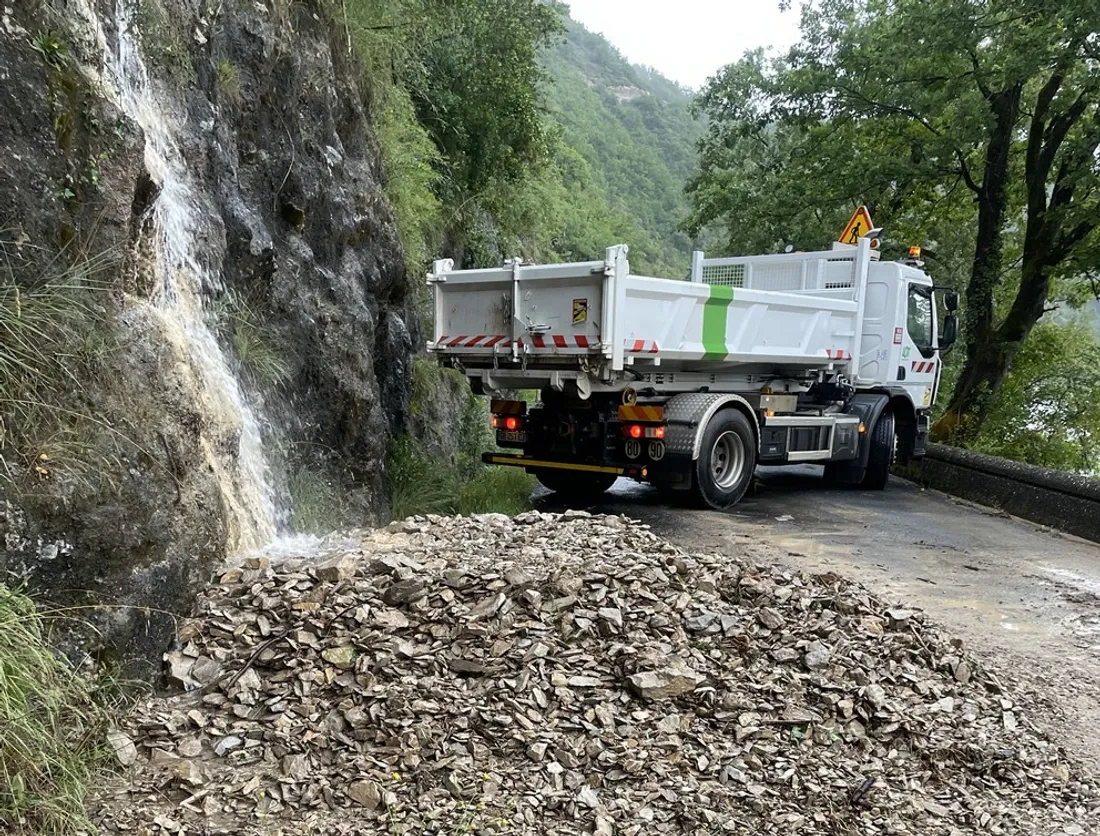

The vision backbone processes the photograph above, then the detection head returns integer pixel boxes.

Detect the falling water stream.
[94,0,282,552]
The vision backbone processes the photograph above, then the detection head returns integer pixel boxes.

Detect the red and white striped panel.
[435,335,661,353]
[911,360,937,374]
[529,334,593,349]
[435,334,595,349]
[824,348,852,360]
[438,335,510,348]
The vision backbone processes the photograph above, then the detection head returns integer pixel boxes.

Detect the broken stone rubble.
[94,512,1099,835]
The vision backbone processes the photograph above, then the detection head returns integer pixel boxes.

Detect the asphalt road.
[536,466,1100,772]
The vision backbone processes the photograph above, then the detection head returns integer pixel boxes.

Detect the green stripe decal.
[702,284,733,361]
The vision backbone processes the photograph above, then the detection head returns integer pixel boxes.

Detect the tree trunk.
[932,85,1021,442]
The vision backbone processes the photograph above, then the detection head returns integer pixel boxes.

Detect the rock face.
[0,0,426,673]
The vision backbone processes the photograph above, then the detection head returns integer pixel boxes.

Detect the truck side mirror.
[939,315,958,351]
[944,291,959,312]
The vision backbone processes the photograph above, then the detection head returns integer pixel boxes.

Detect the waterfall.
[92,0,283,552]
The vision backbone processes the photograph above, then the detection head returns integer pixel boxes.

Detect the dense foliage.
[340,0,700,277]
[687,0,1100,469]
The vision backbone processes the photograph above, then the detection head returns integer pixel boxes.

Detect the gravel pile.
[96,512,1098,835]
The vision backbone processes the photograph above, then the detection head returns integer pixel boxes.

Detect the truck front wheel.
[862,410,896,490]
[695,410,756,509]
[534,469,618,499]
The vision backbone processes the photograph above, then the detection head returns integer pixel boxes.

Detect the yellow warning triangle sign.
[838,205,874,245]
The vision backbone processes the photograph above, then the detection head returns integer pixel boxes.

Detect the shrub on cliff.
[0,238,119,492]
[0,585,110,833]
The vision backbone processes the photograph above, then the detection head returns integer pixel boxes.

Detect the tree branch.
[954,150,981,194]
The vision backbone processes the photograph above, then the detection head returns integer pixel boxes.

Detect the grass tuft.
[385,433,535,520]
[456,467,535,516]
[0,236,119,490]
[208,291,291,389]
[214,58,241,106]
[0,586,111,834]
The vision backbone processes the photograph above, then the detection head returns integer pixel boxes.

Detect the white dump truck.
[427,224,958,509]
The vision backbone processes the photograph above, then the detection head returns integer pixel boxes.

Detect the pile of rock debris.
[96,512,1097,835]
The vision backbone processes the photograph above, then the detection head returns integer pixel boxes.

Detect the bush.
[208,290,290,390]
[0,586,109,834]
[385,434,535,520]
[0,240,119,490]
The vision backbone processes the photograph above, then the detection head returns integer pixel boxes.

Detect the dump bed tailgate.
[429,258,610,358]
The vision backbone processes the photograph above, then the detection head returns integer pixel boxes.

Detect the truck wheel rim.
[711,431,744,490]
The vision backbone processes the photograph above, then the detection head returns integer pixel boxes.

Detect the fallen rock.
[627,658,702,699]
[347,779,382,810]
[92,513,1099,836]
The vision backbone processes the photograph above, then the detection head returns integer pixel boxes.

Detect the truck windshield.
[908,285,934,357]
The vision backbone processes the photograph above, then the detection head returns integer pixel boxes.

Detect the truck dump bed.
[429,244,875,380]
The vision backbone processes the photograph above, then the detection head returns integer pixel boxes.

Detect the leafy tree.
[973,318,1100,471]
[687,0,1100,443]
[343,0,561,267]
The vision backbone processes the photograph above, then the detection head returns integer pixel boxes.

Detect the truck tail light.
[491,415,524,431]
[623,424,666,439]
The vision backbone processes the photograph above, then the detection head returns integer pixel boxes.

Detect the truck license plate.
[498,430,527,444]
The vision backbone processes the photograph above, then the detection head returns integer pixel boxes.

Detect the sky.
[564,0,802,90]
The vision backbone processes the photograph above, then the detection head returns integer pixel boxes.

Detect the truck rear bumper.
[483,453,645,478]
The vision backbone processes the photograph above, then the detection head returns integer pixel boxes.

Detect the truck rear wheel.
[863,410,895,490]
[534,469,617,498]
[695,410,756,509]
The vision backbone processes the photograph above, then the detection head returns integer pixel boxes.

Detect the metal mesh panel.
[701,263,745,288]
[745,264,803,292]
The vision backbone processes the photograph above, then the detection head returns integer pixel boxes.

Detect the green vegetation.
[386,437,535,520]
[688,0,1100,468]
[285,457,375,533]
[0,238,120,490]
[541,10,701,276]
[388,358,535,520]
[338,0,699,278]
[0,585,110,834]
[208,291,291,390]
[214,58,241,106]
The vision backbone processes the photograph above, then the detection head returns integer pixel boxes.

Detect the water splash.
[95,0,281,552]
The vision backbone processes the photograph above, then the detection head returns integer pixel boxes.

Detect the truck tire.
[862,410,895,490]
[535,469,617,498]
[695,409,756,509]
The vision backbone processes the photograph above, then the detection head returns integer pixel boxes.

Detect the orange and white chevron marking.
[618,404,665,422]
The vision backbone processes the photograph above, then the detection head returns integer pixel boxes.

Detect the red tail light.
[629,424,643,439]
[505,417,520,431]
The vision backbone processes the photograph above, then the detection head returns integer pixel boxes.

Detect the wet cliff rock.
[0,0,425,675]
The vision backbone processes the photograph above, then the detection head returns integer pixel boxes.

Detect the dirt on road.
[580,468,1100,776]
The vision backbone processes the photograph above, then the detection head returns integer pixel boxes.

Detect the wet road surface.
[538,466,1100,771]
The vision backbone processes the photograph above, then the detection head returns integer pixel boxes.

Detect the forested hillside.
[541,9,701,276]
[349,0,699,279]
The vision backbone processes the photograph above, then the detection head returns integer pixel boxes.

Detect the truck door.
[857,266,893,384]
[902,283,937,408]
